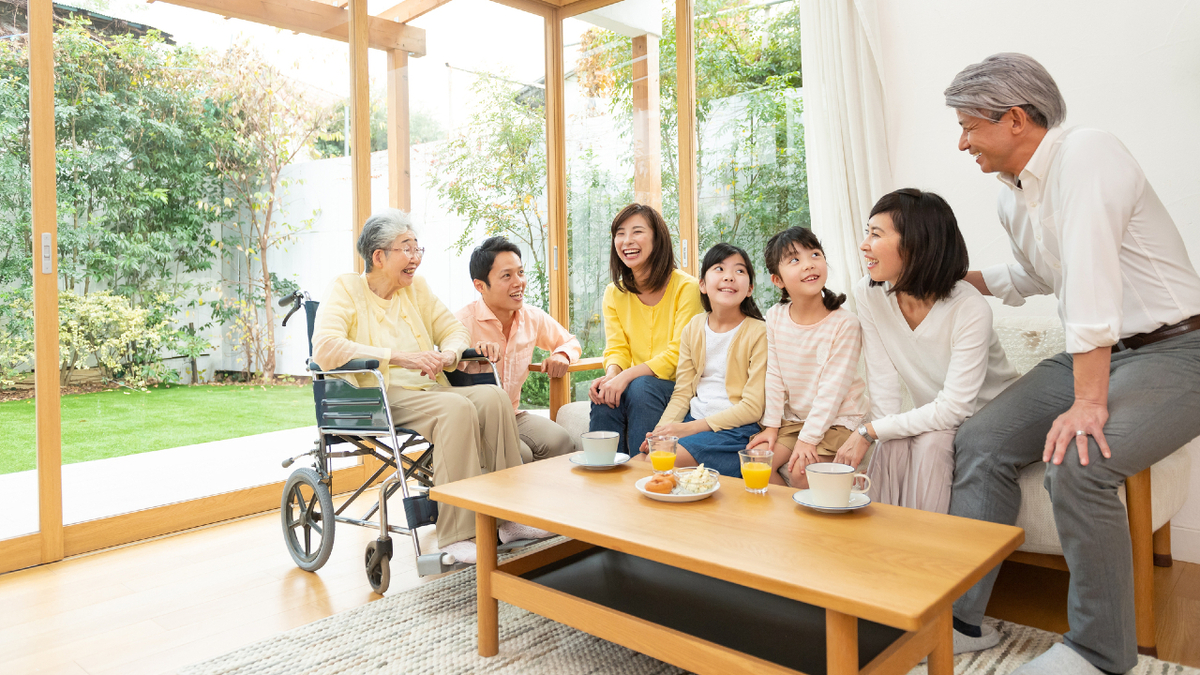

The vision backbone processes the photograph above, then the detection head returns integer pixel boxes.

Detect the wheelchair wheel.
[281,468,335,572]
[365,540,391,594]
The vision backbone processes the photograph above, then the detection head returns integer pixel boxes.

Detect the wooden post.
[476,512,499,656]
[825,609,857,675]
[349,0,372,273]
[1153,524,1173,567]
[1126,468,1157,656]
[927,607,955,675]
[544,9,570,418]
[631,34,660,212]
[30,0,63,562]
[386,49,411,212]
[675,0,698,277]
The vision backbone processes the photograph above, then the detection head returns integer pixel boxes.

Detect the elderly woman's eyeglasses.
[388,246,425,258]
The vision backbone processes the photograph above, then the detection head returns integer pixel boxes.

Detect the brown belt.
[1115,314,1200,351]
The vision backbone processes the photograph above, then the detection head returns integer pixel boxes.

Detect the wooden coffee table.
[431,454,1023,675]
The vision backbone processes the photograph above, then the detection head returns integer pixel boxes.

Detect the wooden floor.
[1,503,1198,675]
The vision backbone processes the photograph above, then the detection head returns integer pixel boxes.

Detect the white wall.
[872,0,1200,561]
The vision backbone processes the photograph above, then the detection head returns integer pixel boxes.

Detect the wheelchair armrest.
[309,358,380,372]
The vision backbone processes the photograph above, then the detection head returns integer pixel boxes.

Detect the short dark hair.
[763,227,846,311]
[469,236,523,287]
[868,188,968,302]
[609,203,676,295]
[699,242,764,321]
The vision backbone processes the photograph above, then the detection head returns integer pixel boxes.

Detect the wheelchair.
[277,290,513,594]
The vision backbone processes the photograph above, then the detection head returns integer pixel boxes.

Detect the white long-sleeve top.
[855,277,1019,443]
[979,125,1200,354]
[761,304,868,445]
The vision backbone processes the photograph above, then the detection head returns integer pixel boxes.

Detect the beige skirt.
[865,428,958,514]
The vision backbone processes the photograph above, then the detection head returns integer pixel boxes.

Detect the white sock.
[441,540,477,564]
[499,521,553,544]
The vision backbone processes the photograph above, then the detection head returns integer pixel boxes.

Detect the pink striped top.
[762,304,869,445]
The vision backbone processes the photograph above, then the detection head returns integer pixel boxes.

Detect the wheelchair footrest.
[416,552,467,576]
[403,493,438,529]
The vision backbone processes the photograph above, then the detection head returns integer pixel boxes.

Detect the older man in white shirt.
[943,53,1200,675]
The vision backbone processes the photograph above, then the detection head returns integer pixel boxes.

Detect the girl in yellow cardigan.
[589,203,704,455]
[636,242,768,477]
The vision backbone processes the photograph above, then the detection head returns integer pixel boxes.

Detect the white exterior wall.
[872,0,1200,561]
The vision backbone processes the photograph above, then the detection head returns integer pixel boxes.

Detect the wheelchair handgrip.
[310,358,380,372]
[278,290,301,307]
[461,348,483,360]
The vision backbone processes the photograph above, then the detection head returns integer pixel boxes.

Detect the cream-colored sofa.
[551,314,1193,655]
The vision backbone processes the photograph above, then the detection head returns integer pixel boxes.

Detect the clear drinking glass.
[739,449,773,494]
[647,435,678,474]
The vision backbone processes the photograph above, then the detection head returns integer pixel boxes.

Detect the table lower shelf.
[499,542,907,675]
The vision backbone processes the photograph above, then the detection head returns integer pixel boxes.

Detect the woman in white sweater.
[834,189,1019,513]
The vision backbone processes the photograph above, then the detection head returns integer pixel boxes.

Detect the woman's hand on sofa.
[833,434,870,470]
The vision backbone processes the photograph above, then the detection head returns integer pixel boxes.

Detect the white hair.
[357,209,416,272]
[944,53,1066,129]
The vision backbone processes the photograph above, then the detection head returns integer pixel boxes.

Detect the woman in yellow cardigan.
[589,203,705,456]
[311,209,546,565]
[637,243,768,477]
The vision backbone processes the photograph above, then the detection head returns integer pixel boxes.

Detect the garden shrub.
[58,290,175,387]
[0,287,32,388]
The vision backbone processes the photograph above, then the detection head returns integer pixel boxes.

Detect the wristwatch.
[856,424,876,443]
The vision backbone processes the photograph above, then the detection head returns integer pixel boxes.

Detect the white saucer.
[569,452,632,470]
[792,490,871,513]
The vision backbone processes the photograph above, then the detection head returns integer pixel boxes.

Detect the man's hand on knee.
[1043,400,1112,466]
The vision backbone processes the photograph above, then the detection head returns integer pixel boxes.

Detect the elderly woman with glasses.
[312,209,548,564]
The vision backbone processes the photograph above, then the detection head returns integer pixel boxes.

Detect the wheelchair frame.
[278,290,504,593]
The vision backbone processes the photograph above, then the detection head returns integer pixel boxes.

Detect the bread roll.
[644,474,675,494]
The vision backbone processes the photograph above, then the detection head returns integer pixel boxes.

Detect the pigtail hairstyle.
[763,227,847,310]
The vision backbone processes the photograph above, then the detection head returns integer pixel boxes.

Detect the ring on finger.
[1075,430,1085,437]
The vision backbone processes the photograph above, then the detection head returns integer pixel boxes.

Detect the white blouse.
[854,277,1019,442]
[980,125,1200,354]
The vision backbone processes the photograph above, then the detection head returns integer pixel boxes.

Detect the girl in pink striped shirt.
[747,227,869,488]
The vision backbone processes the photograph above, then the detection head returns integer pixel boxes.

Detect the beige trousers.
[386,383,522,546]
[516,412,575,462]
[865,428,957,514]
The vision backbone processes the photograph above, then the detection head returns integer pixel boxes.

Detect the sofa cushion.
[556,400,590,454]
[1015,440,1194,554]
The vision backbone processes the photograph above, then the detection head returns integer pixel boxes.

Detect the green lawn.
[0,384,316,474]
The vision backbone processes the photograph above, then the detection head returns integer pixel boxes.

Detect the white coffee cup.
[805,463,871,507]
[580,431,619,465]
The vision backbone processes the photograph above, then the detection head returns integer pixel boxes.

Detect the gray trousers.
[950,330,1200,674]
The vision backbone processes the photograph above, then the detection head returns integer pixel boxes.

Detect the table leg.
[927,607,954,675]
[477,513,498,657]
[826,609,858,675]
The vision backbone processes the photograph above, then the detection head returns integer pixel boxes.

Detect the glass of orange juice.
[647,435,678,474]
[739,449,773,494]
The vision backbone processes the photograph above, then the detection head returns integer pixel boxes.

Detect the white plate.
[635,472,721,502]
[569,452,632,470]
[792,490,871,513]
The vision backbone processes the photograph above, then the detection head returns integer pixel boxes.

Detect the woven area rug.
[182,544,1198,675]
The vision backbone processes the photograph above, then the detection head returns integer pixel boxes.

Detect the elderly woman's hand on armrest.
[390,350,446,381]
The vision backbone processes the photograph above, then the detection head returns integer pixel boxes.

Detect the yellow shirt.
[311,273,470,391]
[602,269,704,380]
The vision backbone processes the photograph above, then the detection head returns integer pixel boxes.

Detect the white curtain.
[800,0,892,310]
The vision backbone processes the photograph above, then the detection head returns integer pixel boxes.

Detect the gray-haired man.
[944,53,1200,675]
